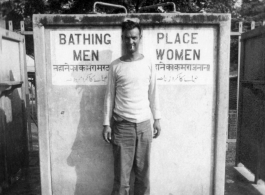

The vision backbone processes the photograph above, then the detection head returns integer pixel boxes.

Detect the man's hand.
[103,125,112,143]
[153,119,161,138]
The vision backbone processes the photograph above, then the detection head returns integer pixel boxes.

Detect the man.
[103,20,161,195]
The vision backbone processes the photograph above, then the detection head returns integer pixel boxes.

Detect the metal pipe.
[138,2,177,13]
[93,1,127,14]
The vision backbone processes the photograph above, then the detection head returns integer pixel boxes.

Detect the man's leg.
[111,120,136,195]
[134,120,152,195]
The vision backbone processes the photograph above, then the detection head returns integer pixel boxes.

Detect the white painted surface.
[50,27,215,86]
[1,39,20,81]
[143,27,215,85]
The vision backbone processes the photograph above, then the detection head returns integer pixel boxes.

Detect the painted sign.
[50,29,121,85]
[143,27,215,85]
[51,27,215,86]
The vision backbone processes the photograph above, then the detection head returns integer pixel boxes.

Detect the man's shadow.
[66,85,114,195]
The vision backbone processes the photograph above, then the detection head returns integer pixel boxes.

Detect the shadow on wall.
[66,85,114,195]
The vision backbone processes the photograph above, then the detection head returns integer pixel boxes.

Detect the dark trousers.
[111,119,152,195]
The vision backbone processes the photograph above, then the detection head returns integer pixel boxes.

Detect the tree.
[9,0,241,18]
[240,0,265,21]
[36,0,215,14]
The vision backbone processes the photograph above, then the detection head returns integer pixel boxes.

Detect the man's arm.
[102,64,115,143]
[148,62,162,138]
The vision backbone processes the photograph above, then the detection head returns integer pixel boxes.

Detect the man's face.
[122,27,142,54]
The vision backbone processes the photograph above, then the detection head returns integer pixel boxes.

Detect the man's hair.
[122,20,142,35]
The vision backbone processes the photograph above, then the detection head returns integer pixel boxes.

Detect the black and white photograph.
[0,0,265,195]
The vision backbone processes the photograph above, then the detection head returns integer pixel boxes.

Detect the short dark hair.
[122,20,142,35]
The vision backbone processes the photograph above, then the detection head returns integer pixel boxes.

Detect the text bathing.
[59,33,111,45]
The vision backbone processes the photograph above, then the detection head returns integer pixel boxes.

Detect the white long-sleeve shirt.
[103,56,161,126]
